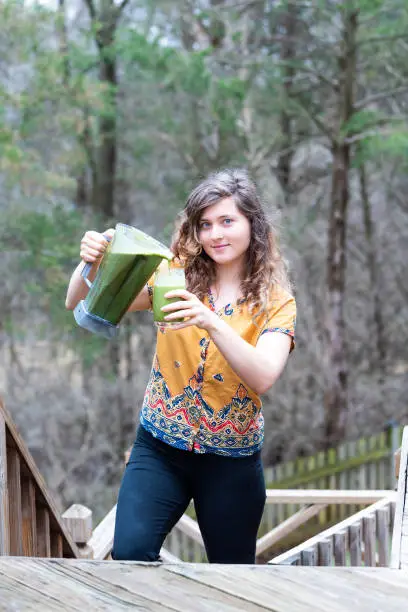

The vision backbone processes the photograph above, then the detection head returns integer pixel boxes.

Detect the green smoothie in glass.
[153,263,186,328]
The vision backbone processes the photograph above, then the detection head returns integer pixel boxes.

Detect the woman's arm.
[161,290,292,395]
[207,318,291,394]
[65,229,113,310]
[65,259,98,310]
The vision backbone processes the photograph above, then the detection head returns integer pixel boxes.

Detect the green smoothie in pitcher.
[75,223,174,339]
[84,224,173,325]
[153,263,186,327]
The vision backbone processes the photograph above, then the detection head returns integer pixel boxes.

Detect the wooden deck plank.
[218,565,359,612]
[0,559,268,612]
[166,564,348,612]
[333,566,408,595]
[69,560,267,611]
[0,573,75,612]
[0,558,164,611]
[166,563,408,612]
[0,559,408,612]
[268,567,408,612]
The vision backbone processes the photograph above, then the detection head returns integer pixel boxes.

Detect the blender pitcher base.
[74,300,119,339]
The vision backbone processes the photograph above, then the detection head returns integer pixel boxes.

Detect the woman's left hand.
[161,290,219,332]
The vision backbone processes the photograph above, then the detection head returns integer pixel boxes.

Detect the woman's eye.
[200,222,210,229]
[223,218,233,225]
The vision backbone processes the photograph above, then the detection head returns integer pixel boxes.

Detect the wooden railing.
[269,425,408,568]
[262,423,402,532]
[86,505,116,560]
[0,398,79,558]
[82,489,396,563]
[264,423,402,491]
[268,495,396,566]
[391,426,408,569]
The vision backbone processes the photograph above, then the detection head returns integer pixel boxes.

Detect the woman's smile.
[198,198,251,266]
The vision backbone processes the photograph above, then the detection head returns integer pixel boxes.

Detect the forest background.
[1,0,407,521]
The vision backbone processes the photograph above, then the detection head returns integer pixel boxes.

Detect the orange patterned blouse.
[140,275,296,457]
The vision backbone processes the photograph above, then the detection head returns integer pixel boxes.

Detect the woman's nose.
[211,225,224,239]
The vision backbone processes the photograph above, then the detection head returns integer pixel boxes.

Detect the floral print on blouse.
[141,272,296,457]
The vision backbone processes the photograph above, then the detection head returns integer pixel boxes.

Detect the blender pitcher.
[74,223,173,339]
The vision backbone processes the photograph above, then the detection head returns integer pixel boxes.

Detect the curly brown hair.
[172,168,291,313]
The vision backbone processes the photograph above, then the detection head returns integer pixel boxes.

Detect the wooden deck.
[0,558,407,611]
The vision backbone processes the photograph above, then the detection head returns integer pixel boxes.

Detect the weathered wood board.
[0,559,408,611]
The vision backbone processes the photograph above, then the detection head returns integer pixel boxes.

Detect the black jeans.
[112,425,266,563]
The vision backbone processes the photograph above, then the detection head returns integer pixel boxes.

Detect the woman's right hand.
[79,228,115,263]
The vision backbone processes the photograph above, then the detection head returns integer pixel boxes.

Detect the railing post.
[385,419,400,488]
[391,426,408,569]
[62,504,93,559]
[0,411,9,555]
[21,477,37,556]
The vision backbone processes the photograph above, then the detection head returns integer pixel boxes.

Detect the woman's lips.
[212,244,229,249]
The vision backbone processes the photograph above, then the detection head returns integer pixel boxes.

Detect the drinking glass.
[153,264,186,328]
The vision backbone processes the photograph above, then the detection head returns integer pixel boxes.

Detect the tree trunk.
[359,163,386,379]
[324,7,358,448]
[325,142,349,447]
[179,3,226,176]
[83,0,119,219]
[57,0,70,84]
[91,55,117,219]
[277,2,297,201]
[58,0,90,208]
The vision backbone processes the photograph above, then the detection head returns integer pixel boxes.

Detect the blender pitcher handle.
[81,234,112,289]
[81,263,93,288]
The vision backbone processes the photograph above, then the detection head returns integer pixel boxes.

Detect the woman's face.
[197,197,251,267]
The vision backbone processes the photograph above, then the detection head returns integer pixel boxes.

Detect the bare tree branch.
[344,116,406,144]
[355,85,408,111]
[345,128,391,145]
[276,61,340,92]
[357,33,408,48]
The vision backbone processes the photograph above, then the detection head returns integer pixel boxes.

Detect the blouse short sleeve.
[259,287,296,352]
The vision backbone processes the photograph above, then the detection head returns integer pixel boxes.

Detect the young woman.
[66,168,296,564]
